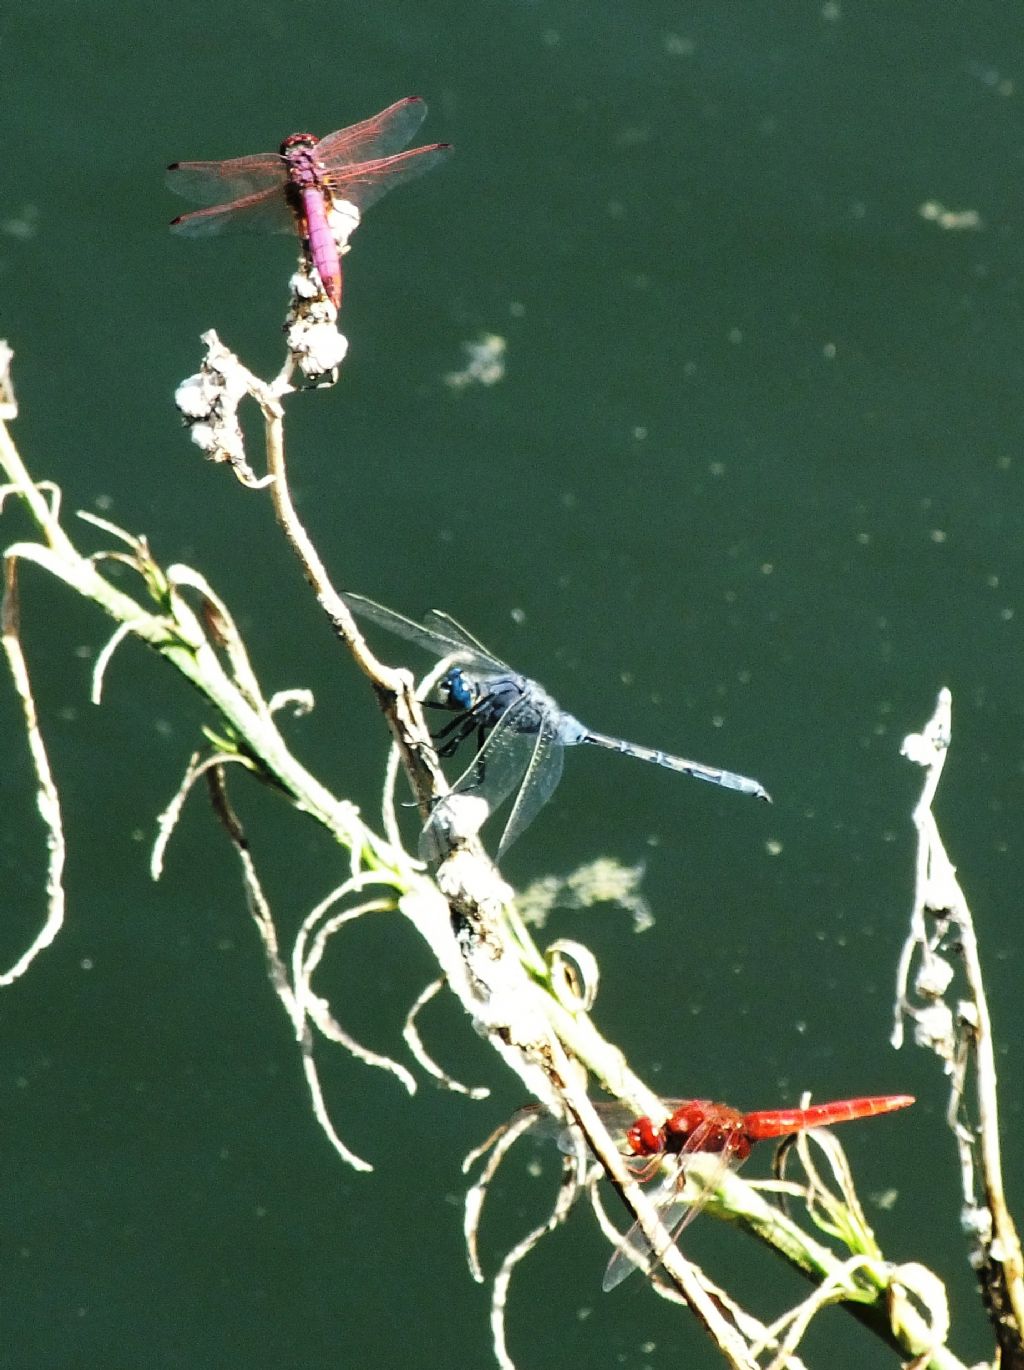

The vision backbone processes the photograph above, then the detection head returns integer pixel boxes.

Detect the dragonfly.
[577,1093,916,1290]
[166,97,450,309]
[344,592,771,859]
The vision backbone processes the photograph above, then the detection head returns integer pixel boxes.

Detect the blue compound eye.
[444,668,475,710]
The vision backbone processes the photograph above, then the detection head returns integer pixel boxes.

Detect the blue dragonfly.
[346,593,770,859]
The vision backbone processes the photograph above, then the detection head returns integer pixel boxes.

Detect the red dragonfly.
[166,97,450,310]
[578,1094,915,1291]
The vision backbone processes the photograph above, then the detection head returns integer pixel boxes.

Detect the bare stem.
[895,688,1024,1360]
[257,381,449,828]
[0,555,66,983]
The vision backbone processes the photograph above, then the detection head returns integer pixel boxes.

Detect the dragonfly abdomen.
[301,186,342,307]
[581,729,770,801]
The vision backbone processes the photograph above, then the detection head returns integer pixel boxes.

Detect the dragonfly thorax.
[280,135,326,190]
[662,1101,752,1161]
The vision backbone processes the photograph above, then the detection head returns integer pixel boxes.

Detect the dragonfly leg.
[473,725,490,786]
[429,687,499,749]
[455,724,490,793]
[434,713,479,758]
[429,709,469,739]
[627,1153,665,1183]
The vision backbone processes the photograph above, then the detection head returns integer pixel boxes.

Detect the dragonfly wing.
[344,593,501,669]
[325,144,452,212]
[495,715,565,857]
[602,1164,692,1292]
[314,96,429,166]
[166,154,287,206]
[602,1122,736,1292]
[552,1101,640,1154]
[423,696,537,855]
[168,186,296,237]
[419,610,505,667]
[448,696,535,809]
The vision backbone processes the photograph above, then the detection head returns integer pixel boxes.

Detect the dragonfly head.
[280,132,318,155]
[440,667,476,712]
[625,1116,664,1157]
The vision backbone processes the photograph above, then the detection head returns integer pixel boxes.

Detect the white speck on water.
[444,333,506,390]
[1,205,39,240]
[919,200,983,231]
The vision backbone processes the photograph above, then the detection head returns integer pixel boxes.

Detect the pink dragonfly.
[547,1094,914,1290]
[166,97,450,310]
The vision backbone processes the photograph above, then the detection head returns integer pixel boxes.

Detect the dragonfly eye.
[280,132,318,153]
[442,668,476,711]
[625,1116,663,1156]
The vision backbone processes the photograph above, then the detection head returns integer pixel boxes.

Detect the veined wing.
[166,153,287,206]
[513,1100,637,1153]
[344,592,506,670]
[315,96,430,167]
[423,691,540,857]
[602,1122,736,1292]
[494,711,565,856]
[168,185,296,238]
[324,144,452,213]
[553,1098,697,1156]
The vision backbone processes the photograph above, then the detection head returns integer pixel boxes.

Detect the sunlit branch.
[0,556,66,984]
[894,688,1024,1360]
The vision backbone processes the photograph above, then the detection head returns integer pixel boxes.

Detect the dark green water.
[2,3,1023,1366]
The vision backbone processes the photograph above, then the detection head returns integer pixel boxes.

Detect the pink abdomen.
[302,186,342,308]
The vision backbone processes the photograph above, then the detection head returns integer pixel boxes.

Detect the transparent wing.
[323,144,452,212]
[547,1100,698,1156]
[553,1105,634,1154]
[165,154,287,205]
[494,714,566,857]
[602,1125,737,1292]
[418,609,505,665]
[315,96,429,167]
[168,185,296,237]
[344,592,506,670]
[422,694,539,856]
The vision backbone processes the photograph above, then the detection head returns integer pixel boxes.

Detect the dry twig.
[894,689,1024,1362]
